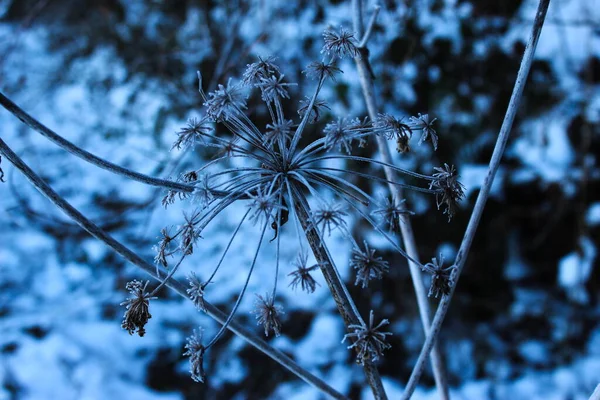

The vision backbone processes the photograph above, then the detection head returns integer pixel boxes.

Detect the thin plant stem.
[0,92,195,194]
[0,137,348,400]
[351,1,450,398]
[400,1,551,398]
[590,384,600,400]
[290,185,388,400]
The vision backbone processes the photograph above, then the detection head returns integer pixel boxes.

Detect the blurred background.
[0,0,599,399]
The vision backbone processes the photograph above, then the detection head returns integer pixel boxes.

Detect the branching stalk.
[400,1,550,398]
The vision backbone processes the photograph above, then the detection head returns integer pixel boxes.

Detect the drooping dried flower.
[421,254,456,298]
[120,280,157,337]
[180,213,201,255]
[251,293,284,337]
[298,97,330,123]
[409,113,438,150]
[172,117,212,150]
[303,61,342,82]
[322,27,360,59]
[153,227,175,268]
[187,272,207,312]
[183,328,207,383]
[374,113,413,153]
[288,252,320,293]
[371,197,414,232]
[343,310,392,364]
[429,163,465,221]
[350,241,389,288]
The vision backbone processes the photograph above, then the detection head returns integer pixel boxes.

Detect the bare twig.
[0,92,195,194]
[351,1,450,398]
[0,137,348,400]
[400,1,551,398]
[359,5,381,48]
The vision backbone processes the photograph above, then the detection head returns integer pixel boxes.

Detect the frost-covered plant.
[146,42,463,388]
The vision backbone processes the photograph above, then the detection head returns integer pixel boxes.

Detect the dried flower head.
[246,187,286,225]
[322,27,360,59]
[288,252,320,293]
[421,254,456,298]
[303,61,342,81]
[298,97,330,123]
[180,213,201,255]
[183,328,207,383]
[242,56,281,87]
[429,163,465,221]
[187,272,207,312]
[120,280,157,337]
[153,228,175,268]
[204,79,247,122]
[323,117,370,154]
[257,74,295,103]
[409,113,438,150]
[172,117,212,150]
[264,119,294,147]
[374,113,413,153]
[371,197,414,232]
[311,202,349,236]
[251,293,284,337]
[350,241,390,288]
[343,310,392,364]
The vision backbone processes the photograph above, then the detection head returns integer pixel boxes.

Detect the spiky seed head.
[251,293,284,337]
[343,310,392,364]
[120,280,157,337]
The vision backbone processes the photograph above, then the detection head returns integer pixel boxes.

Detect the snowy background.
[1,0,599,399]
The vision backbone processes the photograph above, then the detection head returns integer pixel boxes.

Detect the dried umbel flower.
[257,74,295,103]
[288,252,320,293]
[247,187,286,225]
[298,97,330,123]
[241,56,281,87]
[371,197,414,232]
[120,280,157,337]
[343,310,392,364]
[322,27,360,59]
[153,228,175,268]
[421,255,456,298]
[183,328,207,383]
[251,293,284,337]
[180,213,201,255]
[323,117,371,154]
[409,113,438,150]
[172,117,212,150]
[264,119,294,147]
[350,241,390,288]
[204,79,247,122]
[310,203,349,236]
[303,61,342,82]
[187,272,207,312]
[374,113,413,153]
[429,163,465,221]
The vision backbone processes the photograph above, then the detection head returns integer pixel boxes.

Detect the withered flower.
[120,280,157,337]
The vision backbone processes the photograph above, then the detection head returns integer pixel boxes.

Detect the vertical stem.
[292,188,388,400]
[350,1,450,398]
[400,1,550,398]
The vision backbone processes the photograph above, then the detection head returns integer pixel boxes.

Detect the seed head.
[187,272,207,312]
[298,97,330,123]
[310,202,349,236]
[120,280,157,337]
[204,79,247,122]
[421,254,456,298]
[288,252,320,293]
[303,61,342,82]
[409,113,438,150]
[242,56,281,87]
[429,163,465,221]
[350,241,390,288]
[343,310,392,364]
[257,74,295,103]
[322,27,360,59]
[247,187,286,225]
[153,227,175,268]
[374,113,413,153]
[172,117,212,150]
[183,328,206,383]
[264,119,294,146]
[371,197,414,232]
[251,293,284,337]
